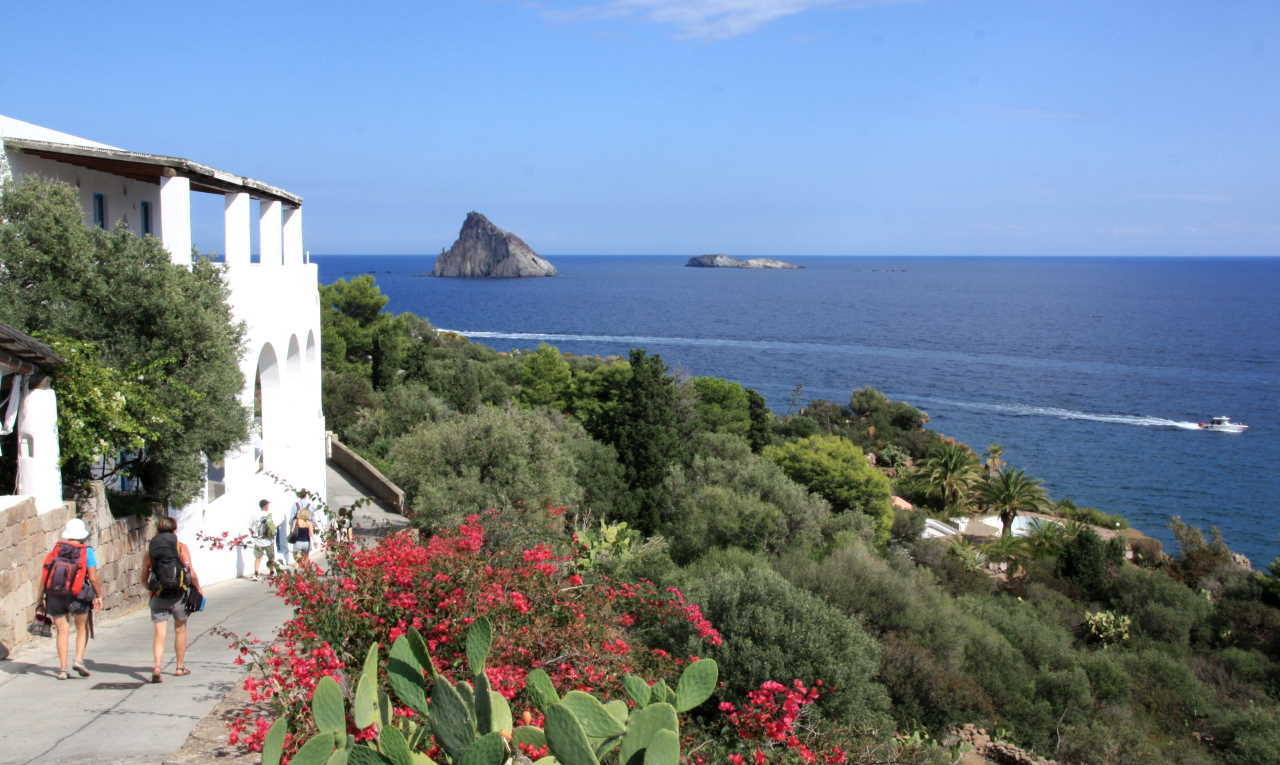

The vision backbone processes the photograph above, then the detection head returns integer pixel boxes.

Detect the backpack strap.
[72,544,88,597]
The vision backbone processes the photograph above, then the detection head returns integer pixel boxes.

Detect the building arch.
[254,343,281,474]
[286,334,302,381]
[305,330,317,368]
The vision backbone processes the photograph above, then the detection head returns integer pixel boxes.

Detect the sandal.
[73,663,90,678]
[151,669,163,684]
[56,670,69,680]
[174,667,191,677]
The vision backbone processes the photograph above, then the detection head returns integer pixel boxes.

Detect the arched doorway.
[254,343,281,474]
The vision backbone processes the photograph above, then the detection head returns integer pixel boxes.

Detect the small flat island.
[685,254,802,269]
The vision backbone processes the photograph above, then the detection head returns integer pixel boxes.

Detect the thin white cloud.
[558,0,904,39]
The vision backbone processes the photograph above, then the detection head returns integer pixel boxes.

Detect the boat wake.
[444,330,1220,432]
[907,396,1203,430]
[441,329,1266,384]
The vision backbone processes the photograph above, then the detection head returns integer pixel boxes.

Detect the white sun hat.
[62,518,90,540]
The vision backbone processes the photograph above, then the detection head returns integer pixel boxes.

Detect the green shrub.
[890,507,926,546]
[1055,528,1113,600]
[1052,498,1129,529]
[323,369,378,437]
[664,434,830,563]
[878,632,995,732]
[344,383,453,458]
[1121,649,1216,731]
[1209,705,1280,765]
[654,552,891,727]
[1055,706,1188,765]
[1130,535,1165,567]
[686,376,751,439]
[909,538,995,597]
[1106,565,1212,648]
[1079,651,1131,705]
[1169,517,1237,592]
[386,405,585,527]
[763,434,893,544]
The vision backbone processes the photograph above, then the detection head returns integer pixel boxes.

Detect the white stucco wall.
[176,261,326,583]
[2,148,163,237]
[2,116,326,584]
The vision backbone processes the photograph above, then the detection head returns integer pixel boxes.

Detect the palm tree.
[922,442,980,512]
[983,443,1005,478]
[983,534,1030,578]
[1023,517,1069,559]
[978,467,1047,538]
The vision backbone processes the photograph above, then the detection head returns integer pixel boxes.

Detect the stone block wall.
[329,434,405,513]
[78,481,153,614]
[0,482,153,657]
[0,497,72,655]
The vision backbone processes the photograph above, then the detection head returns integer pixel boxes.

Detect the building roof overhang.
[0,323,62,376]
[3,137,302,206]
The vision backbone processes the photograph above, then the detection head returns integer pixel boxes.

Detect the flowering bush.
[227,509,720,756]
[226,508,959,764]
[195,529,251,551]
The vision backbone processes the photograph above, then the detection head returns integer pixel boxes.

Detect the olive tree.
[0,177,248,504]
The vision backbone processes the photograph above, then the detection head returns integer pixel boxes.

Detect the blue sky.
[4,1,1278,255]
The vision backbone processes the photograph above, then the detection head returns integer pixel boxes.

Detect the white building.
[0,115,326,583]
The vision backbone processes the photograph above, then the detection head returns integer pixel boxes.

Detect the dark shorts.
[45,593,90,618]
[150,595,189,623]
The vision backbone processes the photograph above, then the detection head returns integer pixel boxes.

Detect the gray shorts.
[150,595,188,623]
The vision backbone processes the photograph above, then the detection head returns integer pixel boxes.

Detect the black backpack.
[149,533,187,596]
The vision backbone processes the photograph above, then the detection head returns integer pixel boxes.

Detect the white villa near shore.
[0,114,326,583]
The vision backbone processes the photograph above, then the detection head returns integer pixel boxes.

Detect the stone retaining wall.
[0,482,152,657]
[328,434,405,514]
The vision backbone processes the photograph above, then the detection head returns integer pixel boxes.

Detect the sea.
[314,255,1280,568]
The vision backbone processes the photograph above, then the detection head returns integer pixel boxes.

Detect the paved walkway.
[327,463,410,540]
[0,464,401,764]
[0,577,288,765]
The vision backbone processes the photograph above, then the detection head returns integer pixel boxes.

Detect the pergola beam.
[5,137,301,206]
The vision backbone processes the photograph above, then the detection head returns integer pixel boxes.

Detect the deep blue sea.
[315,255,1280,567]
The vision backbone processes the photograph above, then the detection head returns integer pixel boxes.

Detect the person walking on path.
[273,497,292,568]
[141,516,202,683]
[35,517,103,680]
[249,499,277,579]
[289,490,316,565]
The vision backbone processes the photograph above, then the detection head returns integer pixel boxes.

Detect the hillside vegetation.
[267,274,1280,764]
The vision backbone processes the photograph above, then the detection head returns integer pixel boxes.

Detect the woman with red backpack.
[36,518,103,680]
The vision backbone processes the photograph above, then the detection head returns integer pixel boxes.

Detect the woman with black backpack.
[140,516,201,683]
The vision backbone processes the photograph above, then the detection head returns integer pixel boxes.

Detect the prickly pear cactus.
[261,621,719,765]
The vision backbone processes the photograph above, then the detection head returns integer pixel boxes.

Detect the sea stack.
[685,254,802,269]
[432,212,558,278]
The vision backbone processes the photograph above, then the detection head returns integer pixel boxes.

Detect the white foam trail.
[441,328,1268,384]
[447,330,771,351]
[910,397,1203,430]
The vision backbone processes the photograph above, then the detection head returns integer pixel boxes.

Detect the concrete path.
[327,463,409,539]
[0,577,288,765]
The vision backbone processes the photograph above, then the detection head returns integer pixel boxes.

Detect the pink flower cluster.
[718,680,834,764]
[224,508,723,760]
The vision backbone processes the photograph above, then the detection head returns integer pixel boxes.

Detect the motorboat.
[1197,416,1249,433]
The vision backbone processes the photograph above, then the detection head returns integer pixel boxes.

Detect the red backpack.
[42,541,88,597]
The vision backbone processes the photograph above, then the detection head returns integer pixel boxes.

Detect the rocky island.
[432,212,558,278]
[685,254,802,269]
